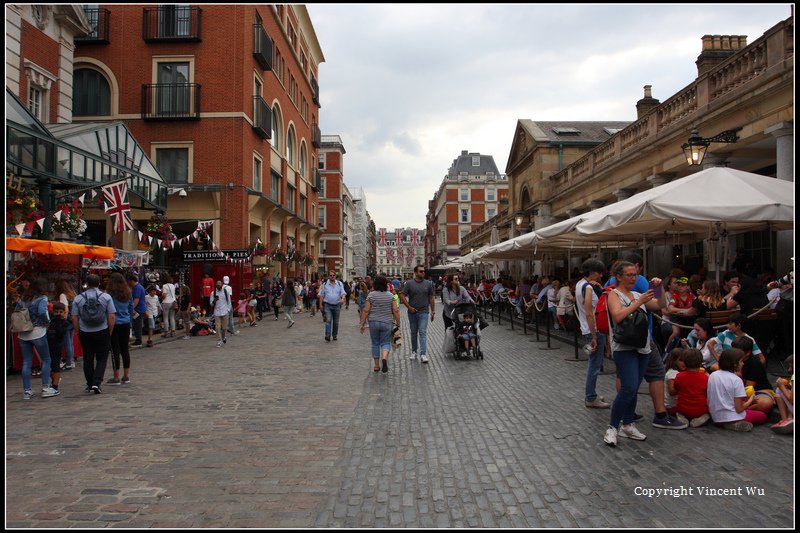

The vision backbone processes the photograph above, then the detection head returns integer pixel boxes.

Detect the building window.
[28,86,43,121]
[472,155,480,167]
[318,206,326,228]
[273,46,284,85]
[487,188,496,201]
[460,229,470,243]
[156,61,190,115]
[318,175,326,198]
[460,209,469,223]
[299,194,307,219]
[286,127,295,166]
[270,171,280,203]
[460,188,469,202]
[253,155,262,192]
[487,207,496,219]
[286,184,296,212]
[73,68,111,116]
[155,148,189,183]
[318,153,326,170]
[299,142,307,179]
[271,104,281,151]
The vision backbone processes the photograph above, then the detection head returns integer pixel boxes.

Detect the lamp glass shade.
[683,142,708,166]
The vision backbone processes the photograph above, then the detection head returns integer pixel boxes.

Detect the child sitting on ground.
[664,348,686,416]
[673,348,710,427]
[707,348,767,432]
[46,302,70,391]
[771,355,794,434]
[731,336,775,415]
[458,312,479,357]
[705,313,764,372]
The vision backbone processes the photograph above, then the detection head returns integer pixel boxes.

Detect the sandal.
[146,340,153,347]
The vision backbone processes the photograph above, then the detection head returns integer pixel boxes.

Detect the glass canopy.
[6,88,167,210]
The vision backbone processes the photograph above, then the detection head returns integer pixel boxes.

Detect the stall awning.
[6,237,115,259]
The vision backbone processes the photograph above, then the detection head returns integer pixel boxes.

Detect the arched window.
[287,126,296,166]
[73,68,111,116]
[299,141,307,178]
[271,104,282,151]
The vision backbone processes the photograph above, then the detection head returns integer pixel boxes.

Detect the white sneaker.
[23,389,34,400]
[217,341,223,348]
[420,354,429,364]
[618,423,647,441]
[409,352,417,361]
[690,413,711,428]
[676,413,690,426]
[41,386,60,398]
[604,426,617,446]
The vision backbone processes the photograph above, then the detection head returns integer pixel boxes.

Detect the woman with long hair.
[694,279,726,316]
[603,261,666,447]
[107,272,133,385]
[360,275,400,373]
[16,278,58,399]
[441,276,473,330]
[56,279,78,369]
[281,280,297,327]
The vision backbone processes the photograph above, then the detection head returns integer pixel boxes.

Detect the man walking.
[576,259,611,409]
[319,271,346,341]
[223,275,238,335]
[127,273,146,347]
[213,279,231,348]
[400,265,435,363]
[72,274,116,394]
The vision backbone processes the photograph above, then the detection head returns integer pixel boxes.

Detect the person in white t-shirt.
[707,348,767,431]
[576,259,610,409]
[213,279,232,347]
[160,277,177,338]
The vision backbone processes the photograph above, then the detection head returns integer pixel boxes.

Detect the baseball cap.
[677,277,688,284]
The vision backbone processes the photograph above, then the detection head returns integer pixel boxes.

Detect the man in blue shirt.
[127,273,147,347]
[319,271,346,341]
[606,253,687,430]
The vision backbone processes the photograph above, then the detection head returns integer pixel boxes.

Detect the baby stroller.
[451,302,484,360]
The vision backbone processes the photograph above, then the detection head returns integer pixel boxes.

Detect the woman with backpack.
[576,259,610,409]
[15,277,59,400]
[72,274,116,394]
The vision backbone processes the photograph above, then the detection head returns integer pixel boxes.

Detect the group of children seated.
[664,326,793,434]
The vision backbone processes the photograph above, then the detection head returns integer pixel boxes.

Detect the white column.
[765,122,794,274]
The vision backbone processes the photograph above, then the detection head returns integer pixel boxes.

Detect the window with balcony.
[143,5,201,42]
[143,60,199,120]
[76,7,110,43]
[253,14,272,70]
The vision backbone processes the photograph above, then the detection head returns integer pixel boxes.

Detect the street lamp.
[681,127,740,166]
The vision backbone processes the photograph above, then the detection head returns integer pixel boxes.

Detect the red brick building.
[69,4,325,292]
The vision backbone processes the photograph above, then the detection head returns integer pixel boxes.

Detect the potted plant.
[145,212,176,242]
[51,204,87,240]
[7,192,45,234]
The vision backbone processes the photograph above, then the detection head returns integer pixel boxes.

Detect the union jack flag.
[411,228,418,246]
[379,228,386,247]
[101,181,134,233]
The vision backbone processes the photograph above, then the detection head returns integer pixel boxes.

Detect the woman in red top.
[674,349,710,427]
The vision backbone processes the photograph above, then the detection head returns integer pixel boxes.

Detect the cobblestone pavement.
[6,305,794,528]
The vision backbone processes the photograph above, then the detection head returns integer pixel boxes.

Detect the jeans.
[79,329,110,389]
[324,303,341,338]
[369,320,393,358]
[610,349,649,428]
[131,313,143,343]
[20,335,52,391]
[284,306,295,323]
[161,303,177,333]
[227,308,236,334]
[63,324,75,366]
[584,332,607,402]
[408,311,430,354]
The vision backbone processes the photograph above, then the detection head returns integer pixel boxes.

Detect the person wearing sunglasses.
[319,271,346,341]
[400,265,436,364]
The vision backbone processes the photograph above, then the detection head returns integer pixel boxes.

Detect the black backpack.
[80,289,107,327]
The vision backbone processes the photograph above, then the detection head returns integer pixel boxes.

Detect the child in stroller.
[452,302,484,360]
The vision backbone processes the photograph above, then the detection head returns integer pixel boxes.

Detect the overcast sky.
[306,4,791,231]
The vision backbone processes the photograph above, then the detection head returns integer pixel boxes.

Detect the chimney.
[635,85,660,119]
[696,35,747,76]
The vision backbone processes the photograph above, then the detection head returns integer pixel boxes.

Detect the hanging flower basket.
[51,204,87,237]
[7,192,45,227]
[249,241,266,256]
[145,213,175,241]
[270,250,287,263]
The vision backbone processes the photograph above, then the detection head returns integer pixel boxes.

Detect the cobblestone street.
[6,305,794,528]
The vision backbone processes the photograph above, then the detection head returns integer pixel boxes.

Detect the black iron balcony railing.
[253,96,271,139]
[143,6,202,42]
[313,169,322,191]
[75,8,110,44]
[312,124,321,148]
[253,23,273,70]
[141,83,201,120]
[311,75,320,105]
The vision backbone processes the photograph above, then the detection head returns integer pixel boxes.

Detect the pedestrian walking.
[16,277,59,400]
[319,271,346,341]
[576,258,610,409]
[212,279,231,347]
[107,272,133,386]
[441,276,473,330]
[126,274,146,347]
[400,265,435,363]
[271,278,284,320]
[72,274,116,394]
[282,280,297,327]
[223,275,238,335]
[360,275,400,373]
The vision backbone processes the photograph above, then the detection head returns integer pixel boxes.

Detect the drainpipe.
[558,144,564,170]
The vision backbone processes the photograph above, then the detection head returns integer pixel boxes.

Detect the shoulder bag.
[610,289,649,348]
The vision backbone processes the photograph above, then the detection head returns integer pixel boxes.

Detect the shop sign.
[183,249,250,262]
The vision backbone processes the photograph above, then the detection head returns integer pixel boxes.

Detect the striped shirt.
[367,290,396,325]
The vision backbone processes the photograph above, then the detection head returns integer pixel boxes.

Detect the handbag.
[610,290,649,348]
[10,307,35,333]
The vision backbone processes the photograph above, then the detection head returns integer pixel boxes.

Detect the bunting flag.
[15,223,26,236]
[36,218,45,230]
[138,230,143,241]
[90,189,97,199]
[101,181,134,233]
[54,210,63,222]
[78,193,86,206]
